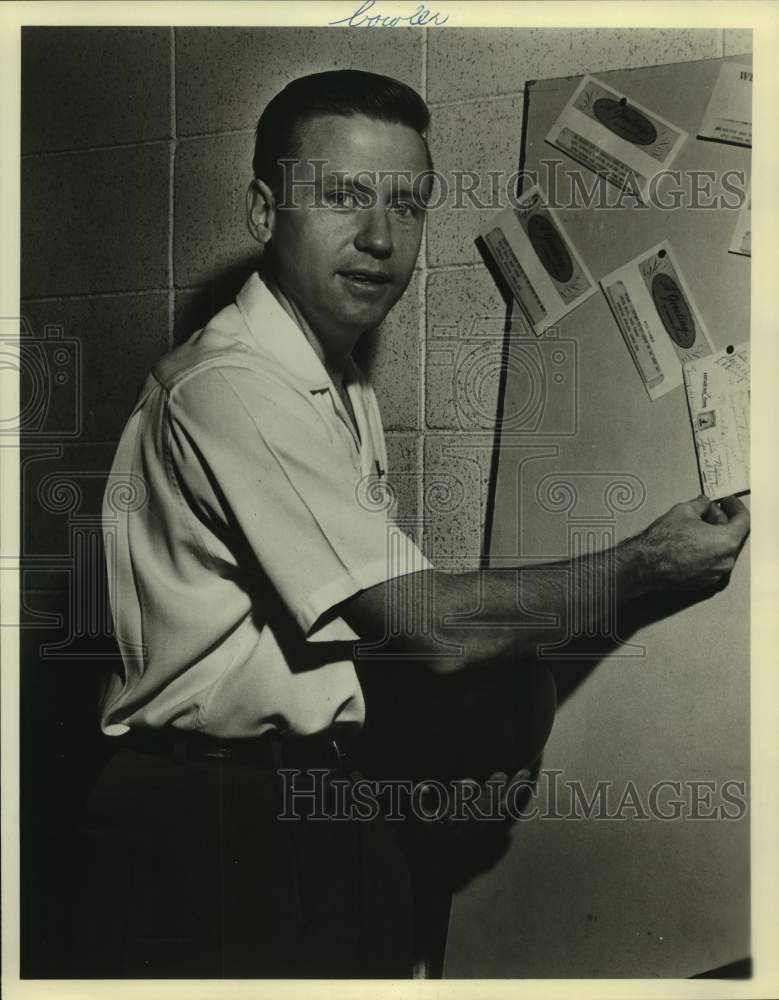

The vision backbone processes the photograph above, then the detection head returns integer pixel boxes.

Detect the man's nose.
[354,206,393,258]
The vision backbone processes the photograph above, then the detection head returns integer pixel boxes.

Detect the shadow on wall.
[20,580,119,976]
[540,578,730,708]
[174,253,388,386]
[175,257,258,346]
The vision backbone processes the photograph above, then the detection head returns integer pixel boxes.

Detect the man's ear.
[246,178,276,245]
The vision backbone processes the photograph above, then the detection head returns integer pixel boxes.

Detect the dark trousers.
[77,744,414,978]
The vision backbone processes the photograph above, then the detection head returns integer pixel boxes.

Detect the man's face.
[266,114,429,354]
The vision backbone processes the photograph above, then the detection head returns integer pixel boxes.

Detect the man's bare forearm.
[429,536,648,673]
[345,536,649,675]
[341,496,749,677]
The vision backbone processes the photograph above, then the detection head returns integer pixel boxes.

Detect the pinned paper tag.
[698,63,752,147]
[683,343,750,499]
[482,185,596,335]
[728,184,751,257]
[600,241,715,400]
[545,75,687,203]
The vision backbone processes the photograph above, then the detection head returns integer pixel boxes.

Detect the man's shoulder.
[153,303,250,386]
[153,302,294,396]
[139,304,320,440]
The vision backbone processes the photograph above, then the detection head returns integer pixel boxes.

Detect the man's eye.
[325,190,358,209]
[390,201,418,219]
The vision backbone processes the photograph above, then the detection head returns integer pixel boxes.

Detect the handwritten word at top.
[329,0,449,27]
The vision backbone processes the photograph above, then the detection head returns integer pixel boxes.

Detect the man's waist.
[100,653,366,741]
[116,724,359,773]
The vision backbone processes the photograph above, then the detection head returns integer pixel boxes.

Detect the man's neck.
[264,271,354,391]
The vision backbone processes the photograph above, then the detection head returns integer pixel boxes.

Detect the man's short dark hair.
[253,69,433,192]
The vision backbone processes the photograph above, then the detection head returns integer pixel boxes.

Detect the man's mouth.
[338,270,392,286]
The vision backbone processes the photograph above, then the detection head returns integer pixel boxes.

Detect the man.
[84,70,749,979]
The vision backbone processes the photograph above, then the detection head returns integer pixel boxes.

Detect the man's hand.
[628,494,750,594]
[415,768,534,842]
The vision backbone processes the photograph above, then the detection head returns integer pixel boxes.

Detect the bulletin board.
[445,55,751,978]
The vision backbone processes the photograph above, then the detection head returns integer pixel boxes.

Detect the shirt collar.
[235,270,335,391]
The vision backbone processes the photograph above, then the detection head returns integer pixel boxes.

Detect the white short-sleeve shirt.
[100,272,431,738]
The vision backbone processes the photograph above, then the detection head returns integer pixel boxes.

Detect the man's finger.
[703,501,729,526]
[475,776,506,816]
[687,495,711,517]
[717,494,749,528]
[453,778,481,812]
[509,768,533,784]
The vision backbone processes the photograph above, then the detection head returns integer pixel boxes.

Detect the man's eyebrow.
[320,172,416,192]
[319,170,425,205]
[320,172,374,189]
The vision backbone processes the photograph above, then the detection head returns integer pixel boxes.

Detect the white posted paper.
[729,184,751,257]
[697,62,752,147]
[683,343,750,500]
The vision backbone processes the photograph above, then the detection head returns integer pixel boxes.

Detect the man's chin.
[335,291,399,334]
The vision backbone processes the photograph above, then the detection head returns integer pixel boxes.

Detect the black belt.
[118,725,358,774]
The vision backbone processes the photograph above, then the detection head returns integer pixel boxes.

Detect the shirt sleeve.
[164,363,431,641]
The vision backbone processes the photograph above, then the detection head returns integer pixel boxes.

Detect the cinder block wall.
[21,27,751,576]
[19,24,750,975]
